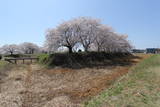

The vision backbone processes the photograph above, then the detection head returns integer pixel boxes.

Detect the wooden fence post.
[23,59,24,64]
[15,60,17,64]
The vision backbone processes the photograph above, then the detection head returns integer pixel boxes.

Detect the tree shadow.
[46,52,142,69]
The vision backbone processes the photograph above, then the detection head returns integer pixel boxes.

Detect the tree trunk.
[10,52,13,55]
[32,49,34,54]
[67,46,73,54]
[97,47,100,52]
[84,46,89,52]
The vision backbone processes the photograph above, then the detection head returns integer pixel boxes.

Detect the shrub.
[45,52,133,68]
[37,54,49,64]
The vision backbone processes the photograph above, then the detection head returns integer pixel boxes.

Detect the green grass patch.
[37,54,49,64]
[0,60,8,69]
[0,60,13,74]
[85,55,160,107]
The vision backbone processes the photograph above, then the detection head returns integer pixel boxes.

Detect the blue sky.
[0,0,160,49]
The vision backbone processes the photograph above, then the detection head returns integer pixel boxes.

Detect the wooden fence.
[4,57,39,64]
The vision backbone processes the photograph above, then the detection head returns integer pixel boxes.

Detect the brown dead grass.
[0,54,151,107]
[32,54,150,105]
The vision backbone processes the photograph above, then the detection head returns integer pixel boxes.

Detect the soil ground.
[0,54,151,107]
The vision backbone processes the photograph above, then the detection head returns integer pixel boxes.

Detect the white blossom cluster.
[45,17,132,53]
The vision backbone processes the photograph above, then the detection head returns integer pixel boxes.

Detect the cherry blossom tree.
[45,28,60,53]
[101,33,132,53]
[45,17,132,53]
[1,44,20,55]
[56,21,79,53]
[20,42,40,54]
[45,19,80,53]
[94,25,114,52]
[76,17,101,52]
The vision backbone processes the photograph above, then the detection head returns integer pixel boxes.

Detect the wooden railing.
[4,57,39,64]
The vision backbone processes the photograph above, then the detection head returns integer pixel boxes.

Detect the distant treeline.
[132,48,160,54]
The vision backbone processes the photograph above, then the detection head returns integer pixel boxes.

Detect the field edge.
[84,54,160,107]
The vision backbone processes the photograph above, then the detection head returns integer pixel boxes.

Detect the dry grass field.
[0,54,151,107]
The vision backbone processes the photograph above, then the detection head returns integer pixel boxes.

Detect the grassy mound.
[38,52,134,68]
[85,55,160,107]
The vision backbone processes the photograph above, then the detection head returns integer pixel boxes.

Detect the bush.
[43,52,133,68]
[37,54,49,64]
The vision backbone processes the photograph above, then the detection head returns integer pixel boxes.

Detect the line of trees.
[0,42,40,55]
[0,17,132,55]
[44,17,132,53]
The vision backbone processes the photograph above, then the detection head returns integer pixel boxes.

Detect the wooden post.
[15,59,17,64]
[23,59,24,64]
